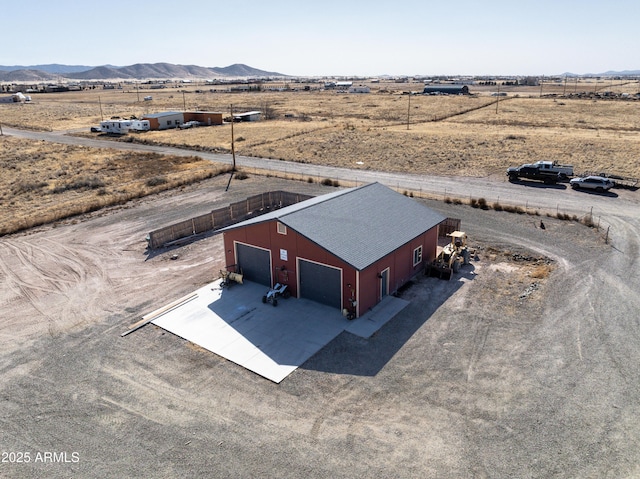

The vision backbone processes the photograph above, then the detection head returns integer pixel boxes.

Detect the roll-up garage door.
[298,259,341,309]
[236,244,271,286]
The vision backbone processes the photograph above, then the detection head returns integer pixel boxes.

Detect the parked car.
[90,126,102,132]
[570,176,614,191]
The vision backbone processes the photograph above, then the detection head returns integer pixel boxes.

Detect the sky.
[3,0,638,77]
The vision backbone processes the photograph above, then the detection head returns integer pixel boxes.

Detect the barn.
[184,111,223,126]
[423,85,470,95]
[221,182,446,318]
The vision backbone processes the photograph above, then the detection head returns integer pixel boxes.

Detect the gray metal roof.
[222,182,446,271]
[142,111,183,118]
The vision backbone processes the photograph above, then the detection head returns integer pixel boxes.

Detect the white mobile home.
[100,119,150,134]
[348,85,371,94]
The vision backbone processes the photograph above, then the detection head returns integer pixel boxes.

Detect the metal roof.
[142,111,183,118]
[221,183,446,271]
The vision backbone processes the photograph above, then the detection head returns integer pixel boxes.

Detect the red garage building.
[221,182,446,318]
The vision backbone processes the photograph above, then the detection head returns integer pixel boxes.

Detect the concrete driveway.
[149,279,408,382]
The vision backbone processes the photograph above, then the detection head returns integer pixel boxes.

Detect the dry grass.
[29,87,632,179]
[0,136,229,235]
[1,83,639,234]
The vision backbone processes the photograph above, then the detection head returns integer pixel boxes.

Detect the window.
[413,246,423,266]
[277,222,287,235]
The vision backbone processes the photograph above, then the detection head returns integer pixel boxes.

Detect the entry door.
[380,268,389,299]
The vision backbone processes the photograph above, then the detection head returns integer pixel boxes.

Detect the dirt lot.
[2,174,639,478]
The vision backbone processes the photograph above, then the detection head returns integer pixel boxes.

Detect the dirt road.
[1,130,639,478]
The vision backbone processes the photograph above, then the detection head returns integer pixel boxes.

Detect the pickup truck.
[507,164,560,184]
[530,160,574,179]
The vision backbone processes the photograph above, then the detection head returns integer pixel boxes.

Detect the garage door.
[298,259,341,309]
[236,244,271,286]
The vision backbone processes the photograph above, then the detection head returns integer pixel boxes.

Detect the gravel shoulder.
[1,173,639,478]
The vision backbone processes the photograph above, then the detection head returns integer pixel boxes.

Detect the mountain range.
[0,63,286,82]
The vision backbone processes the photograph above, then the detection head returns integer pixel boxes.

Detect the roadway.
[3,125,636,225]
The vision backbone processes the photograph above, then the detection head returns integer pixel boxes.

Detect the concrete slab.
[149,279,409,382]
[346,295,410,339]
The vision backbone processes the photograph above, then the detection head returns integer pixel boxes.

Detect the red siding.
[183,111,223,125]
[223,219,440,318]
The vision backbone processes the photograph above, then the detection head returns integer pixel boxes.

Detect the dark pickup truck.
[507,165,560,184]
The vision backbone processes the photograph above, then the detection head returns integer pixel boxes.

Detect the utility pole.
[230,104,236,172]
[226,104,236,191]
[406,92,411,130]
[495,82,501,114]
[98,96,104,121]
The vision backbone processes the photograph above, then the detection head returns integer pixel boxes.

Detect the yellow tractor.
[427,231,469,280]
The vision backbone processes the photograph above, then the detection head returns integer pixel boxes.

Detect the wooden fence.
[147,190,313,249]
[438,217,461,237]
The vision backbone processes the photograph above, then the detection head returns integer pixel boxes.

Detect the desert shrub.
[146,176,168,187]
[332,180,340,187]
[530,264,552,279]
[13,181,48,194]
[53,176,105,194]
[307,177,314,183]
[235,171,249,180]
[503,205,525,214]
[477,197,489,209]
[581,215,595,227]
[492,202,503,211]
[445,197,452,204]
[470,198,479,208]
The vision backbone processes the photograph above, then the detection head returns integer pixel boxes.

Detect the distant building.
[184,111,223,126]
[141,111,185,130]
[423,85,470,95]
[141,111,224,129]
[100,119,150,134]
[348,85,371,94]
[233,111,261,122]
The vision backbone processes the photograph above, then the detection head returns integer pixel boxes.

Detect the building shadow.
[301,264,476,377]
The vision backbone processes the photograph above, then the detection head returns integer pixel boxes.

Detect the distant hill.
[0,69,58,82]
[562,70,640,77]
[0,62,286,82]
[0,64,108,74]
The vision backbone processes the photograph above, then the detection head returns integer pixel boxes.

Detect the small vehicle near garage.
[570,176,615,191]
[90,126,102,132]
[262,283,290,306]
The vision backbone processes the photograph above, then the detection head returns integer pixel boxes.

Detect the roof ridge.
[277,182,375,220]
